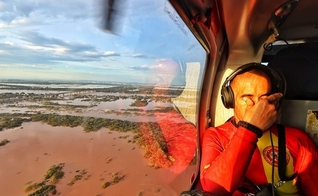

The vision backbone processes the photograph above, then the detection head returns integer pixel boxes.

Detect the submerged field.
[0,80,198,196]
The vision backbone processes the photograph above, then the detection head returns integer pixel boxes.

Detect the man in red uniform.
[200,63,318,195]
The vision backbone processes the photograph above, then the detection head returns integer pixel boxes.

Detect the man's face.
[231,70,272,123]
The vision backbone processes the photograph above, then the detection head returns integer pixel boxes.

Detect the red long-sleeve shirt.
[200,119,318,195]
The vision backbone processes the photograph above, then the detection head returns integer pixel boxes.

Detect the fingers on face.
[259,93,281,102]
[266,93,283,104]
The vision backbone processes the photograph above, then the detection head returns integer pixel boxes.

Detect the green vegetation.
[0,82,197,195]
[67,169,89,186]
[25,163,65,196]
[0,112,152,134]
[27,102,91,112]
[27,184,57,196]
[44,163,65,184]
[0,82,182,107]
[101,172,125,189]
[130,97,148,107]
[0,112,173,168]
[138,123,171,168]
[138,122,168,153]
[0,83,189,170]
[0,139,10,146]
[25,181,46,192]
[32,113,83,128]
[82,117,106,132]
[0,113,32,131]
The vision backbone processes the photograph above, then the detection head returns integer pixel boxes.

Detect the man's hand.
[242,93,283,131]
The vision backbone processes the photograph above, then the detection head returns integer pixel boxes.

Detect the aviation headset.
[221,62,286,109]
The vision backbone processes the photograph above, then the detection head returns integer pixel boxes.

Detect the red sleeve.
[287,127,318,195]
[200,124,258,195]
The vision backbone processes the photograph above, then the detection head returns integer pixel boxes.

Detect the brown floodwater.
[0,122,196,196]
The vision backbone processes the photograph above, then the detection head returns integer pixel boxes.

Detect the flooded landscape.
[0,80,198,196]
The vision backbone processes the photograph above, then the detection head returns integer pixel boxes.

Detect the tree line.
[0,113,167,155]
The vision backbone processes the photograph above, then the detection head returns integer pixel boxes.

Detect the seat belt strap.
[277,124,297,181]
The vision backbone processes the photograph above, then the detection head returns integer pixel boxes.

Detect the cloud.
[0,30,121,66]
[127,58,179,73]
[19,31,98,54]
[128,64,149,71]
[0,0,197,83]
[0,0,96,28]
[103,51,119,56]
[131,53,144,58]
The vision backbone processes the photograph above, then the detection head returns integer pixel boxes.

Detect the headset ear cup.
[227,86,235,108]
[221,85,235,109]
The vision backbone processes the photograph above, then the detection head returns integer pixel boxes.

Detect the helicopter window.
[0,0,207,195]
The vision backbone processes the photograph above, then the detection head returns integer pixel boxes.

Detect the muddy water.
[0,122,195,196]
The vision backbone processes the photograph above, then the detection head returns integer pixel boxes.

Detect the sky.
[0,0,206,84]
